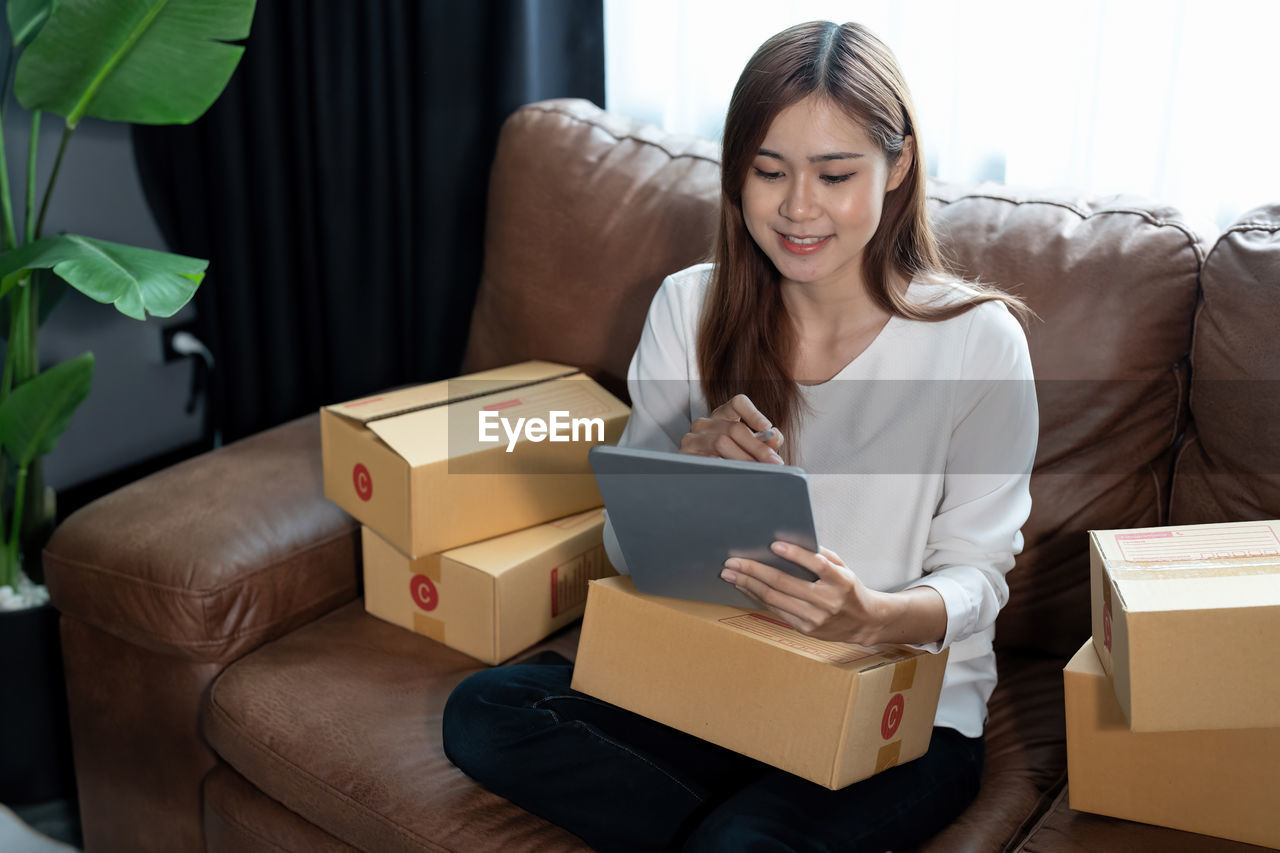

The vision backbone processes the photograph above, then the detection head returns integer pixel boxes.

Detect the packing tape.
[717,613,878,665]
[1108,557,1280,581]
[415,553,443,582]
[514,382,611,418]
[889,657,918,693]
[413,612,446,642]
[875,741,901,774]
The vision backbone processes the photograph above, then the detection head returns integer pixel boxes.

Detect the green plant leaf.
[0,234,206,320]
[8,0,59,47]
[0,351,93,465]
[0,269,67,342]
[14,0,255,128]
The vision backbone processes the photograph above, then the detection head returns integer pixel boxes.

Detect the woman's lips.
[778,232,832,255]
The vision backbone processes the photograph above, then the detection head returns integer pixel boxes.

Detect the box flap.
[324,361,579,424]
[1092,521,1280,611]
[366,373,626,466]
[714,611,917,670]
[591,577,918,671]
[1064,638,1105,677]
[363,406,450,466]
[445,509,604,576]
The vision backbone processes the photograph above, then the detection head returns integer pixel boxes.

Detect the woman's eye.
[753,168,783,181]
[820,173,855,184]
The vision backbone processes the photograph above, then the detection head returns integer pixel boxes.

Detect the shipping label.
[1109,522,1280,579]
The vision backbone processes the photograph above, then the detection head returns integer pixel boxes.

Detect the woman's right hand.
[680,394,786,464]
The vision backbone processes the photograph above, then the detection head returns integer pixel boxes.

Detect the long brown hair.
[697,21,1030,460]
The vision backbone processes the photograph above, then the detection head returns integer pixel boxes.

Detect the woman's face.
[741,94,911,293]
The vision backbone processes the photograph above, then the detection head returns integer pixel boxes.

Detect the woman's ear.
[886,135,915,192]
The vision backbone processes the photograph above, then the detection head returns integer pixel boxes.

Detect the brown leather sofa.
[44,99,1279,852]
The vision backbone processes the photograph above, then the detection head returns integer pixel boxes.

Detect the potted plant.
[0,0,256,804]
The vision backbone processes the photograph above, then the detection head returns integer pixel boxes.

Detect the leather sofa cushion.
[1012,785,1274,852]
[204,763,358,853]
[204,601,590,852]
[460,98,722,400]
[928,185,1204,657]
[205,602,1069,852]
[1170,205,1280,523]
[43,414,359,661]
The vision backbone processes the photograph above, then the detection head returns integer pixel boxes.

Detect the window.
[605,0,1279,231]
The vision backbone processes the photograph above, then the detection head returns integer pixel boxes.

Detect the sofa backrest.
[1169,206,1280,524]
[462,99,721,400]
[465,99,1220,660]
[927,184,1204,656]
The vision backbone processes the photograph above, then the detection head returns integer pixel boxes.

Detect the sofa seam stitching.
[206,799,300,853]
[206,692,451,853]
[1203,221,1280,266]
[1167,432,1197,517]
[58,584,358,656]
[1003,772,1069,852]
[1220,220,1280,235]
[525,102,721,166]
[1147,460,1164,526]
[44,525,356,597]
[928,194,1207,265]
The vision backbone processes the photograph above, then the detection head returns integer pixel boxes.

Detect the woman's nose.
[780,176,817,220]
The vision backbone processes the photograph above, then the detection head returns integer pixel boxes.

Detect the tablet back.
[589,445,820,608]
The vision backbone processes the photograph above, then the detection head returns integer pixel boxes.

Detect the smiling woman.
[696,20,1028,452]
[443,19,1039,853]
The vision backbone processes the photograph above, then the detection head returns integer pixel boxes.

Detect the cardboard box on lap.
[321,361,629,557]
[571,576,948,790]
[1065,640,1280,848]
[362,508,616,664]
[1089,519,1280,732]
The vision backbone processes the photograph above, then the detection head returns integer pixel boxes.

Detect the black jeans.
[442,658,984,852]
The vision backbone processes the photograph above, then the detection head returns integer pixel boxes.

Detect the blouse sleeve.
[602,275,696,573]
[900,303,1038,653]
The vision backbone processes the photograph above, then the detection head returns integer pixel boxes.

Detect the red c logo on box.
[353,463,373,502]
[410,575,438,611]
[881,693,905,740]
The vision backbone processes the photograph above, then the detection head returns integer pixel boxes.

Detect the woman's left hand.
[720,542,887,645]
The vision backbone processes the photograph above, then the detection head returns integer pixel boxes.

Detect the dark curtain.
[132,0,604,443]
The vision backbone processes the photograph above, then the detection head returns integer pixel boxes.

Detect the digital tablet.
[588,445,820,608]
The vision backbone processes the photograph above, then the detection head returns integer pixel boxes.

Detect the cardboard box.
[571,576,948,789]
[322,361,629,557]
[1089,520,1280,731]
[361,508,615,664]
[1065,640,1280,848]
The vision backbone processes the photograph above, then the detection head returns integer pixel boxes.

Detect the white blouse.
[602,263,1038,738]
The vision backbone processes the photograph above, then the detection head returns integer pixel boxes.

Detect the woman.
[443,20,1037,852]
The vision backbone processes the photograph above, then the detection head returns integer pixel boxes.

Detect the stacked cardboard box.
[321,361,629,662]
[1068,520,1280,847]
[362,509,614,664]
[572,576,948,789]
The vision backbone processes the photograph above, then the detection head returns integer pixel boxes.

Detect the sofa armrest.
[44,413,359,662]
